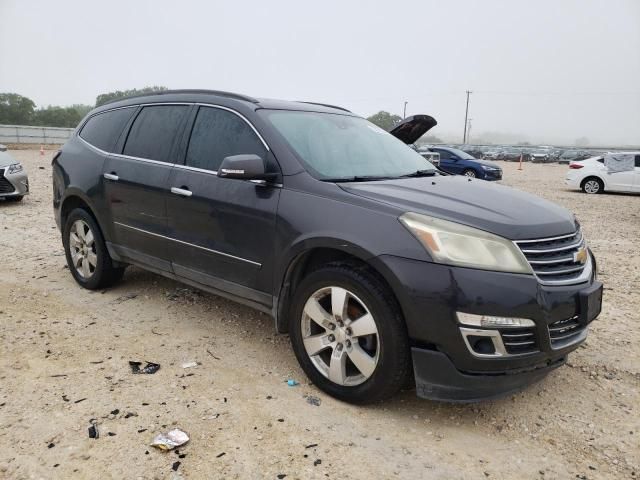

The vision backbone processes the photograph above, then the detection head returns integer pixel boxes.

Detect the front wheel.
[289,263,411,404]
[463,169,477,178]
[63,208,125,289]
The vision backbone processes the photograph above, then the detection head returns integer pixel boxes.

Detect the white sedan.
[565,153,640,194]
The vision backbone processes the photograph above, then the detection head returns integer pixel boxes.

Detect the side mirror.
[218,154,272,181]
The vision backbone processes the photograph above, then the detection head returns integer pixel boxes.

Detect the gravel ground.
[0,150,638,480]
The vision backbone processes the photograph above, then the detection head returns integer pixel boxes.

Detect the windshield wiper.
[399,169,437,178]
[322,175,395,183]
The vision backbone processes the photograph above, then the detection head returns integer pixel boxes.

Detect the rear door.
[165,105,280,306]
[103,104,191,271]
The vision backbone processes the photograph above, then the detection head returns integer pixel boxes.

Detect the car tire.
[4,195,24,202]
[63,208,125,289]
[289,262,411,404]
[463,169,477,178]
[581,177,604,194]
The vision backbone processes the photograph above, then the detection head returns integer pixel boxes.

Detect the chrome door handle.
[171,187,193,197]
[103,173,119,181]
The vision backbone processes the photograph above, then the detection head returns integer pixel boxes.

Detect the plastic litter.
[150,428,189,451]
[181,361,198,369]
[88,420,99,439]
[130,361,161,374]
[286,379,299,387]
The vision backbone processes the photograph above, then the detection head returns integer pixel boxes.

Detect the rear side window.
[635,155,640,167]
[123,105,189,162]
[79,108,135,152]
[185,107,267,171]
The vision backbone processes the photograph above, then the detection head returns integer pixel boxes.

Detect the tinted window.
[79,108,135,152]
[123,105,189,162]
[186,107,266,171]
[437,150,451,160]
[635,155,640,167]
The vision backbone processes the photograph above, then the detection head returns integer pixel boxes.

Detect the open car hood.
[389,115,437,144]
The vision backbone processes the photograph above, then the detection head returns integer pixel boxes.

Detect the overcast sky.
[1,0,638,146]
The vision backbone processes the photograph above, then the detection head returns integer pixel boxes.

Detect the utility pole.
[466,118,473,143]
[403,101,408,119]
[463,90,472,144]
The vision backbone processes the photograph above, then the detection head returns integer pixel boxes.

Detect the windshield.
[260,110,436,180]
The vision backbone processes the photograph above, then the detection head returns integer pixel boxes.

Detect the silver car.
[0,145,29,201]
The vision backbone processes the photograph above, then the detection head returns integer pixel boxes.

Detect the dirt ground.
[0,150,638,480]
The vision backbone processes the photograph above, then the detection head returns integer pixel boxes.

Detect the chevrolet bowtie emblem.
[573,247,588,264]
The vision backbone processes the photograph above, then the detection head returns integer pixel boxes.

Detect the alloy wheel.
[584,180,600,194]
[464,170,476,177]
[69,219,97,278]
[301,286,380,386]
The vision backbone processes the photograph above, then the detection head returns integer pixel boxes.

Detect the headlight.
[481,165,497,170]
[7,163,23,174]
[399,213,533,274]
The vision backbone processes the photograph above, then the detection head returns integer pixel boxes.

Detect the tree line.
[1,89,442,144]
[0,87,167,128]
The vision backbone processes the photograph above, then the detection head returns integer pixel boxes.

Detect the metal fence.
[0,124,75,145]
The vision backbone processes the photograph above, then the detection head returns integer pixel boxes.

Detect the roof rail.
[102,89,259,106]
[297,101,351,113]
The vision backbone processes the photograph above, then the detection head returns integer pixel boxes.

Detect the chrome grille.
[515,230,589,285]
[548,316,586,348]
[500,327,538,355]
[0,169,15,194]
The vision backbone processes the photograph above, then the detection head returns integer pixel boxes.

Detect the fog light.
[456,312,535,328]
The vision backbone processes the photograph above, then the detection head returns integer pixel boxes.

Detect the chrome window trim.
[173,164,218,175]
[78,136,175,167]
[113,221,262,268]
[194,103,270,152]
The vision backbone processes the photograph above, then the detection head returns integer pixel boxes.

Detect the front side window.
[123,105,189,162]
[79,108,135,152]
[260,110,435,180]
[437,150,451,160]
[185,107,267,171]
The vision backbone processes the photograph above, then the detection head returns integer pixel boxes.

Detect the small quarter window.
[79,108,135,152]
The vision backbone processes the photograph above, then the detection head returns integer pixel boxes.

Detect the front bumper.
[0,167,29,198]
[481,169,502,181]
[376,254,601,401]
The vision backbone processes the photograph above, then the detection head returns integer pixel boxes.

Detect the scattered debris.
[305,443,318,449]
[181,361,198,369]
[62,395,69,402]
[314,459,322,466]
[277,418,284,422]
[151,428,189,451]
[47,443,55,449]
[216,452,226,458]
[172,461,181,471]
[286,379,299,387]
[110,409,120,415]
[113,292,138,304]
[88,420,99,439]
[107,432,116,436]
[306,396,321,406]
[74,398,87,404]
[129,361,160,374]
[277,475,287,479]
[137,429,147,433]
[206,349,220,360]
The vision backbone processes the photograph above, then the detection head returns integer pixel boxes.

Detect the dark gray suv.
[53,90,602,403]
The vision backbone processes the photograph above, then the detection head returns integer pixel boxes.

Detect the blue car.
[429,146,502,180]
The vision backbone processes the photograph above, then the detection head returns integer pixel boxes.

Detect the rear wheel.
[581,177,603,194]
[463,169,477,177]
[63,208,125,289]
[289,263,411,404]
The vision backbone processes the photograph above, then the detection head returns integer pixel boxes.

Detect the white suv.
[565,153,640,194]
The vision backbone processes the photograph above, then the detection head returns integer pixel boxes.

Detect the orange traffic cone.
[40,145,45,156]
